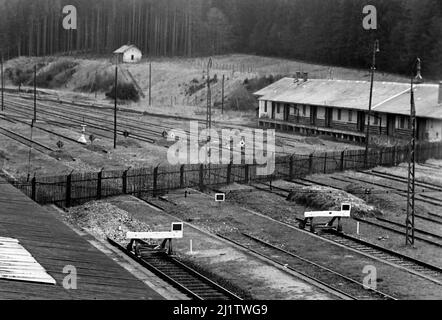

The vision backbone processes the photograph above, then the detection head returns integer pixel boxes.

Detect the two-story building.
[254,76,442,143]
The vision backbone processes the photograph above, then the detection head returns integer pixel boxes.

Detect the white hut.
[113,45,142,63]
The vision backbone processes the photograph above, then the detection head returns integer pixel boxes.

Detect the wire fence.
[8,141,442,208]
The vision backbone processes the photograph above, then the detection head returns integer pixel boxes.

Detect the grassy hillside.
[3,54,409,121]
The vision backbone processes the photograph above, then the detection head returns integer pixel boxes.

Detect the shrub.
[243,74,283,92]
[223,86,257,111]
[35,60,78,88]
[76,70,115,93]
[106,83,140,102]
[5,66,33,91]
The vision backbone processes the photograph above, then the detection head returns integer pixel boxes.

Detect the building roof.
[113,45,140,54]
[255,78,442,119]
[0,178,163,300]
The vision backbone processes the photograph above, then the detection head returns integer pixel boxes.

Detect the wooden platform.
[0,178,164,300]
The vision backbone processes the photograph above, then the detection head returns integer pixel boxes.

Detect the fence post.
[122,169,128,194]
[379,148,383,166]
[31,177,36,201]
[180,165,185,189]
[66,174,72,207]
[153,166,158,196]
[227,162,232,184]
[308,153,314,174]
[97,170,102,200]
[244,164,249,184]
[199,164,204,190]
[289,156,294,179]
[323,152,327,174]
[340,151,345,171]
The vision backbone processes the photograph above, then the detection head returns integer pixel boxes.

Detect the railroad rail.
[12,91,312,149]
[3,98,157,144]
[3,93,289,156]
[217,232,396,300]
[228,180,442,284]
[256,178,442,246]
[361,169,442,191]
[0,126,54,154]
[107,237,242,300]
[296,176,442,223]
[319,231,442,285]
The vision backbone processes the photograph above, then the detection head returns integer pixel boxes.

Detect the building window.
[373,113,379,125]
[348,110,353,122]
[264,101,267,113]
[277,104,280,113]
[302,105,306,116]
[400,117,405,129]
[337,109,342,121]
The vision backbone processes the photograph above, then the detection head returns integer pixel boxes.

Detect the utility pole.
[149,62,152,107]
[364,39,380,168]
[114,63,118,149]
[206,58,213,132]
[406,58,422,246]
[221,74,225,115]
[1,54,3,111]
[206,58,213,166]
[34,65,37,121]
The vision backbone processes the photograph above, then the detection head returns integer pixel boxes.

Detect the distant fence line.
[9,142,442,208]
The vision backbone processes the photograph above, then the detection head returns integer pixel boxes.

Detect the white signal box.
[215,193,225,202]
[304,203,352,218]
[126,222,184,240]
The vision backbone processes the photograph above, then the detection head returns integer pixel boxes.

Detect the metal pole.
[406,58,420,246]
[365,40,379,168]
[114,64,118,149]
[206,58,212,132]
[221,74,225,115]
[34,65,37,121]
[0,55,3,109]
[149,62,152,106]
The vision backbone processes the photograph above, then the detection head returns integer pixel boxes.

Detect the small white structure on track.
[78,124,87,144]
[300,203,352,233]
[126,222,183,255]
[113,45,142,63]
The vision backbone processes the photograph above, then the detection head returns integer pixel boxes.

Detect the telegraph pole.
[364,39,380,168]
[1,54,3,111]
[114,63,118,149]
[221,74,225,115]
[33,65,37,121]
[405,58,422,246]
[206,58,213,166]
[149,62,152,107]
[206,58,213,132]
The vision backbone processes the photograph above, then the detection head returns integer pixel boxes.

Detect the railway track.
[254,178,442,246]
[4,93,290,156]
[107,237,241,300]
[217,232,396,300]
[3,98,158,144]
[0,126,54,154]
[361,169,442,191]
[296,176,442,223]
[226,180,442,284]
[0,114,97,146]
[337,174,442,207]
[319,231,442,285]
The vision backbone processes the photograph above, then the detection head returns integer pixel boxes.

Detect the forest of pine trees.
[0,0,441,78]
